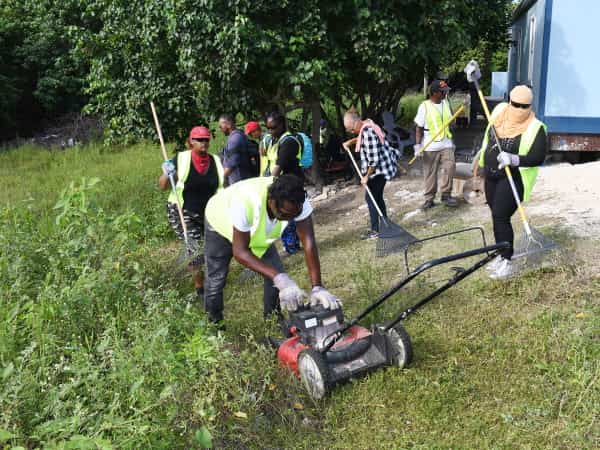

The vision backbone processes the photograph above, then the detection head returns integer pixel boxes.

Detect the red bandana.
[191,152,210,175]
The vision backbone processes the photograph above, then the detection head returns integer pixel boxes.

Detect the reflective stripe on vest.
[168,151,225,206]
[264,131,302,173]
[204,177,285,257]
[478,102,546,202]
[424,99,453,141]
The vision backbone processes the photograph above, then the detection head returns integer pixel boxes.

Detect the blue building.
[509,0,600,154]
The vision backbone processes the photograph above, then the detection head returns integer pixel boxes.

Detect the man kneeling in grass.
[203,174,340,326]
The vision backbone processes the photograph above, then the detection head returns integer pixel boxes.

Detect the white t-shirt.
[414,102,454,151]
[230,197,313,235]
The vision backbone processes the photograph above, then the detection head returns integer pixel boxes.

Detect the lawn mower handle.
[321,241,510,353]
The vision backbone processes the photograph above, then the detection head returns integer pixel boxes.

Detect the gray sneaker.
[360,230,379,240]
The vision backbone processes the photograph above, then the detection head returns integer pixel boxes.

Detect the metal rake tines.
[174,238,203,272]
[376,219,418,257]
[512,227,558,261]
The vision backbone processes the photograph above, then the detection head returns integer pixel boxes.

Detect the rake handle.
[473,83,533,236]
[150,101,191,245]
[408,105,465,165]
[343,143,385,218]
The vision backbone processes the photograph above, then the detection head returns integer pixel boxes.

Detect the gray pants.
[203,222,284,322]
[423,147,456,201]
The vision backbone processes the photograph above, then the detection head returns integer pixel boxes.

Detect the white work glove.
[497,152,520,170]
[310,286,342,310]
[273,273,308,312]
[162,160,176,178]
[413,143,423,157]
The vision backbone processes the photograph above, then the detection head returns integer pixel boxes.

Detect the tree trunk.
[310,98,323,187]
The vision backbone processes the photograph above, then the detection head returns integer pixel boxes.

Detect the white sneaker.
[489,258,514,280]
[486,255,503,272]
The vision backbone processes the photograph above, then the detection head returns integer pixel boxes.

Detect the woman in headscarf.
[478,85,547,279]
[343,108,401,240]
[159,126,224,299]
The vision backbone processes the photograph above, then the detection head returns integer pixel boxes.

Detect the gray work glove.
[497,152,520,170]
[273,273,308,312]
[162,160,176,178]
[310,286,342,310]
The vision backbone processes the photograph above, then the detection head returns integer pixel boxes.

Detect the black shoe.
[441,195,458,207]
[207,311,225,331]
[421,199,435,210]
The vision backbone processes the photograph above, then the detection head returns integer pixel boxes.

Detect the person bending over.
[203,174,340,325]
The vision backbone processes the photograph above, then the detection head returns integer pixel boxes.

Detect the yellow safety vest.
[205,177,286,257]
[424,99,453,141]
[479,102,546,202]
[263,131,302,175]
[168,151,224,206]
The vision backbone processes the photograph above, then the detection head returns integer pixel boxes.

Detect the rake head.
[376,217,418,257]
[512,227,557,262]
[174,238,203,274]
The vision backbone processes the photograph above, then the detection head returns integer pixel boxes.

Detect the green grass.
[0,142,598,449]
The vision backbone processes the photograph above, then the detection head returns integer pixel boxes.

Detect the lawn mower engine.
[276,305,413,400]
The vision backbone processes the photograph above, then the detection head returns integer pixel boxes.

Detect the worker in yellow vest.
[159,126,224,300]
[203,174,340,326]
[478,85,547,279]
[414,79,458,209]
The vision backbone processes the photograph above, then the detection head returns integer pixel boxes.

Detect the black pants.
[203,222,284,322]
[485,172,524,260]
[365,175,387,232]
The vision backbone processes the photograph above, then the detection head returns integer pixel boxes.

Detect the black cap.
[430,79,450,94]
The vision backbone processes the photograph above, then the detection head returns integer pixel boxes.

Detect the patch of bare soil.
[526,161,600,237]
[311,160,600,241]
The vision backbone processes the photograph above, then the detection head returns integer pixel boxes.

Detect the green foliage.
[0,0,89,139]
[0,144,314,449]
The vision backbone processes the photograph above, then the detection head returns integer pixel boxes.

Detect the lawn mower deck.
[274,228,510,400]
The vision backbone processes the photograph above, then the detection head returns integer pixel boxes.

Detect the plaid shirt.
[359,127,400,181]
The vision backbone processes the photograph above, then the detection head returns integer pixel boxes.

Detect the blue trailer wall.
[511,0,600,134]
[541,0,600,130]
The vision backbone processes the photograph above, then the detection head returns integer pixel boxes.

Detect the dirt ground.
[310,159,600,244]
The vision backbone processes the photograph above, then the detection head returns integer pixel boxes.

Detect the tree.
[0,0,89,140]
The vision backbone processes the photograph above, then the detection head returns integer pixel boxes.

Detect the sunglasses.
[510,100,531,109]
[192,138,210,143]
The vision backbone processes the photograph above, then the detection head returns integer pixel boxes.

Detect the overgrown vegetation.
[1,144,598,448]
[1,0,512,143]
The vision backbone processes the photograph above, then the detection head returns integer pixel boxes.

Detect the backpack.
[281,132,313,169]
[296,132,313,168]
[246,139,261,177]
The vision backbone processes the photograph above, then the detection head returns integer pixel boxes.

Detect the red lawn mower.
[274,228,509,400]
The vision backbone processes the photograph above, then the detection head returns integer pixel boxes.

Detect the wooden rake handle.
[408,105,464,165]
[150,101,190,241]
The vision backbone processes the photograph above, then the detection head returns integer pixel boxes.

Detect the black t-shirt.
[276,134,304,180]
[173,154,219,214]
[484,126,547,179]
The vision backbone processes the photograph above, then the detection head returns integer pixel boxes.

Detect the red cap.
[189,126,211,140]
[244,121,261,135]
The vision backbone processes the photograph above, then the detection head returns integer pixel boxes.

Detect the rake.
[464,60,557,262]
[150,101,201,270]
[343,144,418,256]
[408,105,465,165]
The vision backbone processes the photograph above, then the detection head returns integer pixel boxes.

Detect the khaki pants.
[423,147,456,201]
